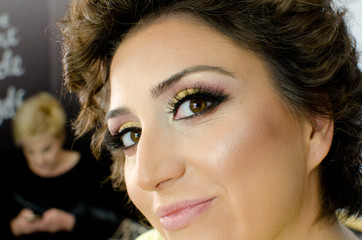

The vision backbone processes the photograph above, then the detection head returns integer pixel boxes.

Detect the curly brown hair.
[59,0,361,219]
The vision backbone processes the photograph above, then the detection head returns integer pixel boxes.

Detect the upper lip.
[156,197,216,218]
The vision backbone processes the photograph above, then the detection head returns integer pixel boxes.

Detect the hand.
[10,208,76,236]
[32,208,76,233]
[10,208,41,236]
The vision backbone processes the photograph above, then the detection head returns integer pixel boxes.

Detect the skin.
[10,208,75,236]
[22,134,78,177]
[107,15,355,239]
[10,134,79,236]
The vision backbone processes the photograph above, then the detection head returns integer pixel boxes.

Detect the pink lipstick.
[157,198,215,231]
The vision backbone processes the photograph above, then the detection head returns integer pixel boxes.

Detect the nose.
[135,125,185,191]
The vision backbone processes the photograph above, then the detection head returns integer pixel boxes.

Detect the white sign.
[0,86,25,125]
[0,12,25,80]
[0,13,26,127]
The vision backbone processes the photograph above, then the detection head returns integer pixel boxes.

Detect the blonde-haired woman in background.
[12,92,75,178]
[2,92,122,240]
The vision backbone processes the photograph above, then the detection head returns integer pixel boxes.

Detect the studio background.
[0,1,139,233]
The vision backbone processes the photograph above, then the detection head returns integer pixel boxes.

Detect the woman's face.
[22,134,63,177]
[107,16,314,239]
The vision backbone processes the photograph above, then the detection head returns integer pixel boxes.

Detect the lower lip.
[159,198,215,231]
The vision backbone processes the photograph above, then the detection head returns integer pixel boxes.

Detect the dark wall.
[0,0,82,161]
[0,1,140,227]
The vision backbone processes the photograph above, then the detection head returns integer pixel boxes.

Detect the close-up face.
[107,15,316,239]
[22,134,63,177]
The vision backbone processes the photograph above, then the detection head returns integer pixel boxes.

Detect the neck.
[273,168,357,240]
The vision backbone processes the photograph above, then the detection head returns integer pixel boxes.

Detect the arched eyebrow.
[106,65,233,120]
[150,65,234,98]
[105,107,131,120]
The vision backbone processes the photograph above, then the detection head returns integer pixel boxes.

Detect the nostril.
[155,177,173,189]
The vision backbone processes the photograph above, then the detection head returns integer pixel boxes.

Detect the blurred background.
[0,1,143,238]
[0,0,80,165]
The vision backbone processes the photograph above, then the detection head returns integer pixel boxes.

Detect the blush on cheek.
[124,159,136,194]
[197,111,281,177]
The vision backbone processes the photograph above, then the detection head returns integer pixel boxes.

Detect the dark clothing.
[1,154,122,240]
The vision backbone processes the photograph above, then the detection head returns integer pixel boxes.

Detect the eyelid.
[118,121,142,133]
[170,88,204,106]
[168,87,228,120]
[170,87,227,108]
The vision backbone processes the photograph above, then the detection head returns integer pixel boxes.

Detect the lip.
[156,197,216,231]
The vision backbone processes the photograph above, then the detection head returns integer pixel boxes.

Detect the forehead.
[22,135,57,149]
[109,16,216,85]
[109,15,261,106]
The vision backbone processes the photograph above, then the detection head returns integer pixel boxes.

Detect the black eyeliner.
[104,130,122,151]
[104,127,141,151]
[168,87,229,120]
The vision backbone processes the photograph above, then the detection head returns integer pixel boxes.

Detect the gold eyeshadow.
[167,87,229,120]
[118,121,142,133]
[170,88,204,106]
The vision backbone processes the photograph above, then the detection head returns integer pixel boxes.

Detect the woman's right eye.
[105,122,142,151]
[118,127,142,149]
[120,128,142,149]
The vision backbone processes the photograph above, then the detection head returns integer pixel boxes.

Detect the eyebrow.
[106,65,233,120]
[150,65,234,98]
[105,107,131,120]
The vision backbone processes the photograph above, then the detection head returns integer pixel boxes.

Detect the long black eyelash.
[104,130,123,151]
[104,127,141,151]
[167,87,228,119]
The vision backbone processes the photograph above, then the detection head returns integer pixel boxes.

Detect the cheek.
[191,105,305,180]
[49,144,62,159]
[45,150,56,161]
[187,105,307,230]
[23,150,38,163]
[124,160,136,199]
[217,117,305,197]
[24,154,35,164]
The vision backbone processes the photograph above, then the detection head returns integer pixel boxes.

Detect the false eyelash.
[104,127,141,151]
[167,87,229,119]
[104,130,124,151]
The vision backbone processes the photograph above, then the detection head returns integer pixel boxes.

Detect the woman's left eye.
[169,89,228,120]
[174,99,212,120]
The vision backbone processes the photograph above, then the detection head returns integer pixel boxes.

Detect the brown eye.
[130,130,141,143]
[120,128,142,149]
[175,99,212,120]
[169,88,229,121]
[190,99,208,113]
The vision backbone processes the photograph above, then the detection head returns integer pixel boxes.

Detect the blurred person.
[1,92,122,240]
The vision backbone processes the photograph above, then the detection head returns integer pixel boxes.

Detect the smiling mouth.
[157,197,216,231]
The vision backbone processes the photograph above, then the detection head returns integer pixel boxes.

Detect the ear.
[306,115,334,172]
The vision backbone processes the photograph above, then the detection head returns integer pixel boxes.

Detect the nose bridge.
[135,124,185,191]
